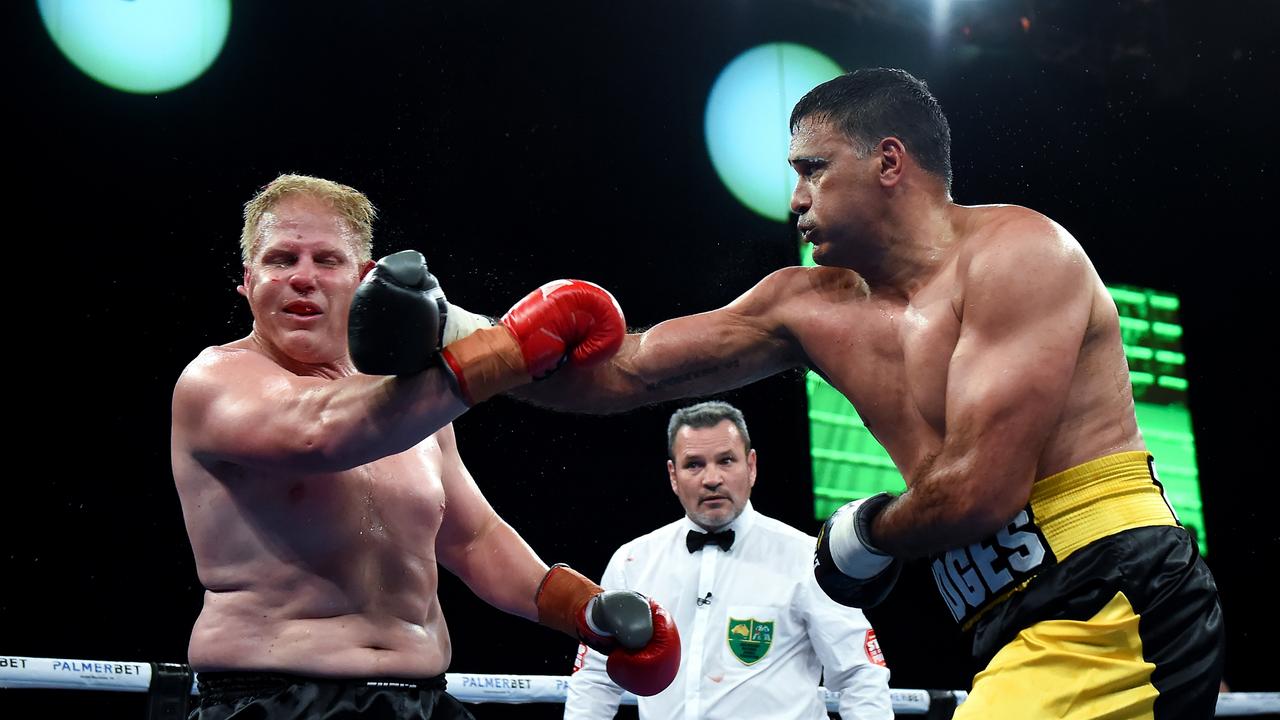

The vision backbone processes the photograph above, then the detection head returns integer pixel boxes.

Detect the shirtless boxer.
[171,175,678,719]
[478,69,1222,718]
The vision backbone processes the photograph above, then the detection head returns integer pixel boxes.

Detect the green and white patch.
[726,617,774,665]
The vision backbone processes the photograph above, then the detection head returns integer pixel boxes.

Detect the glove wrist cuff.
[535,564,603,642]
[441,302,495,346]
[852,492,894,555]
[829,493,896,579]
[439,326,530,404]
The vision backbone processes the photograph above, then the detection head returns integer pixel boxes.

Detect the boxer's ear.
[877,137,907,188]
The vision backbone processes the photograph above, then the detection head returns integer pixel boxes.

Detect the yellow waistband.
[1029,451,1178,562]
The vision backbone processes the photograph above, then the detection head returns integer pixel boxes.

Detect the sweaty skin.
[172,195,546,678]
[524,118,1142,558]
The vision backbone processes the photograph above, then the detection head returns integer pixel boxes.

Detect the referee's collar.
[682,501,756,540]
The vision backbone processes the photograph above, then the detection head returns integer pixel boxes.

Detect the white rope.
[1,656,153,693]
[2,655,1276,716]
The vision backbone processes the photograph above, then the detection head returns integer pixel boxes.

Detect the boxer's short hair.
[241,174,377,264]
[791,67,952,193]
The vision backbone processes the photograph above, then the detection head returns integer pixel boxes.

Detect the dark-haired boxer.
[172,174,679,719]
[511,69,1223,719]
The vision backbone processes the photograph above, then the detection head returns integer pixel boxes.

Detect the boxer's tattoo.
[644,359,740,392]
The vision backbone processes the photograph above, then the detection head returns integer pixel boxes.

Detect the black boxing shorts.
[191,671,476,720]
[932,451,1224,719]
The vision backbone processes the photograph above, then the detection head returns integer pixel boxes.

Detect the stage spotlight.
[704,43,843,222]
[38,0,231,94]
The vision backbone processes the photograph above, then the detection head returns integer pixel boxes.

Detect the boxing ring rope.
[2,655,1277,717]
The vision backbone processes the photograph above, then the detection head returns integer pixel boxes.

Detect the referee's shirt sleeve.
[801,569,894,719]
[563,544,631,719]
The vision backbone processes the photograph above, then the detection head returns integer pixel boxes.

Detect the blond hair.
[240,174,377,264]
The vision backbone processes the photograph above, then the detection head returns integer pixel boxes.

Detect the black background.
[8,1,1278,717]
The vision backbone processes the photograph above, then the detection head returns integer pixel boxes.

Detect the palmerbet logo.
[53,660,144,675]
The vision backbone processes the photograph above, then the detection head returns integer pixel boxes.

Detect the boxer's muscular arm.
[873,218,1095,557]
[518,267,823,413]
[434,423,546,620]
[172,349,467,474]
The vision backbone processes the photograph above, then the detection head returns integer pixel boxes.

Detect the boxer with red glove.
[536,564,680,697]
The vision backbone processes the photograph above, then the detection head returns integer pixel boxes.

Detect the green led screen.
[803,244,1207,552]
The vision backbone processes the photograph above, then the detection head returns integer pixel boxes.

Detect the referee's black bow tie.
[687,529,735,553]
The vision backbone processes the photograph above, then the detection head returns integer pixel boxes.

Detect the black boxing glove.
[348,250,447,376]
[348,251,494,376]
[814,493,902,608]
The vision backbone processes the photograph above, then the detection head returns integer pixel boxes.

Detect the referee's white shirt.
[564,503,893,720]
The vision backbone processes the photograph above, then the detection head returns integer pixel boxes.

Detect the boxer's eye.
[792,158,825,177]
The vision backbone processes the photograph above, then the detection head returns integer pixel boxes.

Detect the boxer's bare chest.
[793,263,963,471]
[353,441,448,542]
[258,438,449,557]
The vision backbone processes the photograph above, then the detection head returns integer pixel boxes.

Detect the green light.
[38,0,231,94]
[811,447,899,469]
[1119,317,1152,334]
[799,240,816,267]
[704,43,843,222]
[1109,287,1148,306]
[1124,345,1155,361]
[1134,401,1204,551]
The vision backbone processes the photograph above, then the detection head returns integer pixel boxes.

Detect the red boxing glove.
[440,280,625,404]
[537,565,680,697]
[600,598,681,697]
[502,279,625,376]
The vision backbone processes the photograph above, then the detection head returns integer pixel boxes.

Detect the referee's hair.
[666,401,751,459]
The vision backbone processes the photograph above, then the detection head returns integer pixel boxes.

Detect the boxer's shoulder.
[735,266,868,323]
[958,204,1079,260]
[173,344,296,433]
[763,264,865,296]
